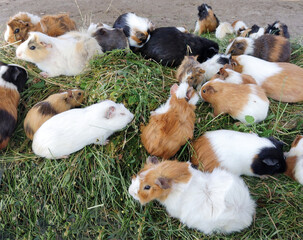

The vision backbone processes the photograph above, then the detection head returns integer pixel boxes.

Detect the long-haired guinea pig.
[129,156,255,234]
[24,89,84,140]
[141,82,199,159]
[92,24,129,52]
[200,79,269,124]
[200,53,230,81]
[194,3,219,35]
[4,12,76,45]
[0,62,28,150]
[231,55,303,102]
[135,27,219,67]
[176,56,205,88]
[113,13,154,48]
[16,25,102,77]
[265,21,290,39]
[284,135,303,185]
[191,129,286,176]
[226,34,291,62]
[32,100,134,159]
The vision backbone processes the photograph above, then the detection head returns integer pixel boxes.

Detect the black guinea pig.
[134,27,219,67]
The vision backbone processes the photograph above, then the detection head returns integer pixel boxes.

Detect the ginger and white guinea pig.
[231,55,303,102]
[24,89,84,140]
[215,20,247,39]
[129,156,255,234]
[176,56,205,88]
[200,79,269,124]
[226,34,291,62]
[284,135,303,185]
[141,82,199,159]
[32,100,134,159]
[113,13,154,48]
[191,129,286,177]
[232,20,248,35]
[135,27,219,67]
[194,3,219,35]
[4,12,76,45]
[93,24,129,52]
[16,25,102,77]
[0,62,28,150]
[200,53,230,81]
[265,21,290,39]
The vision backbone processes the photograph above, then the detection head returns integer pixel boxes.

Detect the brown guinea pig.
[24,89,84,140]
[225,34,291,62]
[4,12,76,45]
[141,82,199,159]
[194,4,219,35]
[176,56,205,88]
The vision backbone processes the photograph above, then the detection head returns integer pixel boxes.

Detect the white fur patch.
[249,27,265,40]
[175,82,188,99]
[151,97,171,115]
[188,93,199,106]
[128,176,141,201]
[0,66,18,90]
[194,21,200,34]
[4,25,10,42]
[287,137,303,158]
[294,157,303,185]
[215,22,234,39]
[176,27,186,33]
[224,69,244,84]
[233,21,248,32]
[243,38,255,55]
[200,54,230,81]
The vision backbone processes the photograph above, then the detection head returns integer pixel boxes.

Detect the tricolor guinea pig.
[265,21,290,39]
[176,56,205,88]
[191,130,286,176]
[231,55,303,102]
[135,27,219,67]
[200,53,230,81]
[239,24,265,39]
[284,135,303,185]
[232,20,248,35]
[4,12,76,45]
[194,3,219,35]
[215,20,247,39]
[200,79,269,124]
[0,62,28,150]
[32,100,134,159]
[16,25,102,77]
[141,82,199,159]
[113,13,154,48]
[24,89,84,140]
[226,34,291,62]
[129,156,255,234]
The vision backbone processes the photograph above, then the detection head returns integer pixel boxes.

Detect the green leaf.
[245,115,255,124]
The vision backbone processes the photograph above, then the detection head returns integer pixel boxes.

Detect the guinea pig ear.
[206,85,216,94]
[18,19,29,27]
[267,137,284,150]
[170,83,179,95]
[291,135,303,148]
[186,87,195,100]
[98,28,107,35]
[67,90,73,98]
[39,41,52,48]
[105,106,116,119]
[155,177,171,189]
[262,158,279,166]
[198,68,205,74]
[146,156,160,165]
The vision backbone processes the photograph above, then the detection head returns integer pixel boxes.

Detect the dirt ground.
[0,0,303,41]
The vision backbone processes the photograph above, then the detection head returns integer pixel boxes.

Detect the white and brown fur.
[140,82,199,159]
[226,34,291,62]
[24,89,84,140]
[129,156,255,234]
[231,55,303,103]
[215,20,247,39]
[194,4,219,35]
[199,79,269,124]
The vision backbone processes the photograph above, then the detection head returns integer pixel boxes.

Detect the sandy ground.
[0,0,303,41]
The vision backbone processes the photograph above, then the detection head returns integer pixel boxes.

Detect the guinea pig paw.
[40,72,49,78]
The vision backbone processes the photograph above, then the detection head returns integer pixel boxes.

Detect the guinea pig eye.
[29,46,36,50]
[202,89,206,93]
[78,92,82,96]
[144,185,151,190]
[14,28,20,34]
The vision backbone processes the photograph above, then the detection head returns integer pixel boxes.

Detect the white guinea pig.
[129,157,255,234]
[16,24,102,77]
[32,100,134,159]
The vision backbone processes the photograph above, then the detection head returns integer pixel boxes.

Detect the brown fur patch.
[40,14,76,36]
[230,57,243,73]
[198,10,219,34]
[227,39,248,56]
[242,74,257,84]
[284,156,297,180]
[131,29,148,45]
[24,34,49,62]
[291,135,303,148]
[141,93,196,159]
[239,28,252,37]
[191,135,220,172]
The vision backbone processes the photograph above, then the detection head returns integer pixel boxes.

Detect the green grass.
[0,33,303,239]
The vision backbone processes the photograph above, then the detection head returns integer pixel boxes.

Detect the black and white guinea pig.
[265,21,290,39]
[0,61,28,149]
[200,53,230,81]
[135,27,219,67]
[192,129,287,177]
[113,13,154,48]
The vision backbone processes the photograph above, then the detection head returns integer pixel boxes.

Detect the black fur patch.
[25,123,34,137]
[35,102,57,116]
[217,56,230,65]
[0,109,16,144]
[93,28,128,52]
[250,24,260,34]
[0,64,28,92]
[113,13,131,37]
[265,21,290,39]
[197,4,211,19]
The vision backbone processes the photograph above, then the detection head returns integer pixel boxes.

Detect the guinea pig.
[92,24,129,52]
[284,135,303,185]
[231,55,303,102]
[176,56,205,88]
[226,34,291,62]
[200,79,269,124]
[191,129,286,176]
[0,62,28,149]
[194,3,219,35]
[129,156,255,234]
[135,27,219,67]
[265,21,290,39]
[32,100,134,159]
[141,82,199,159]
[24,89,84,140]
[4,12,76,45]
[215,22,234,39]
[232,20,248,35]
[113,13,154,48]
[200,53,230,81]
[16,25,102,77]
